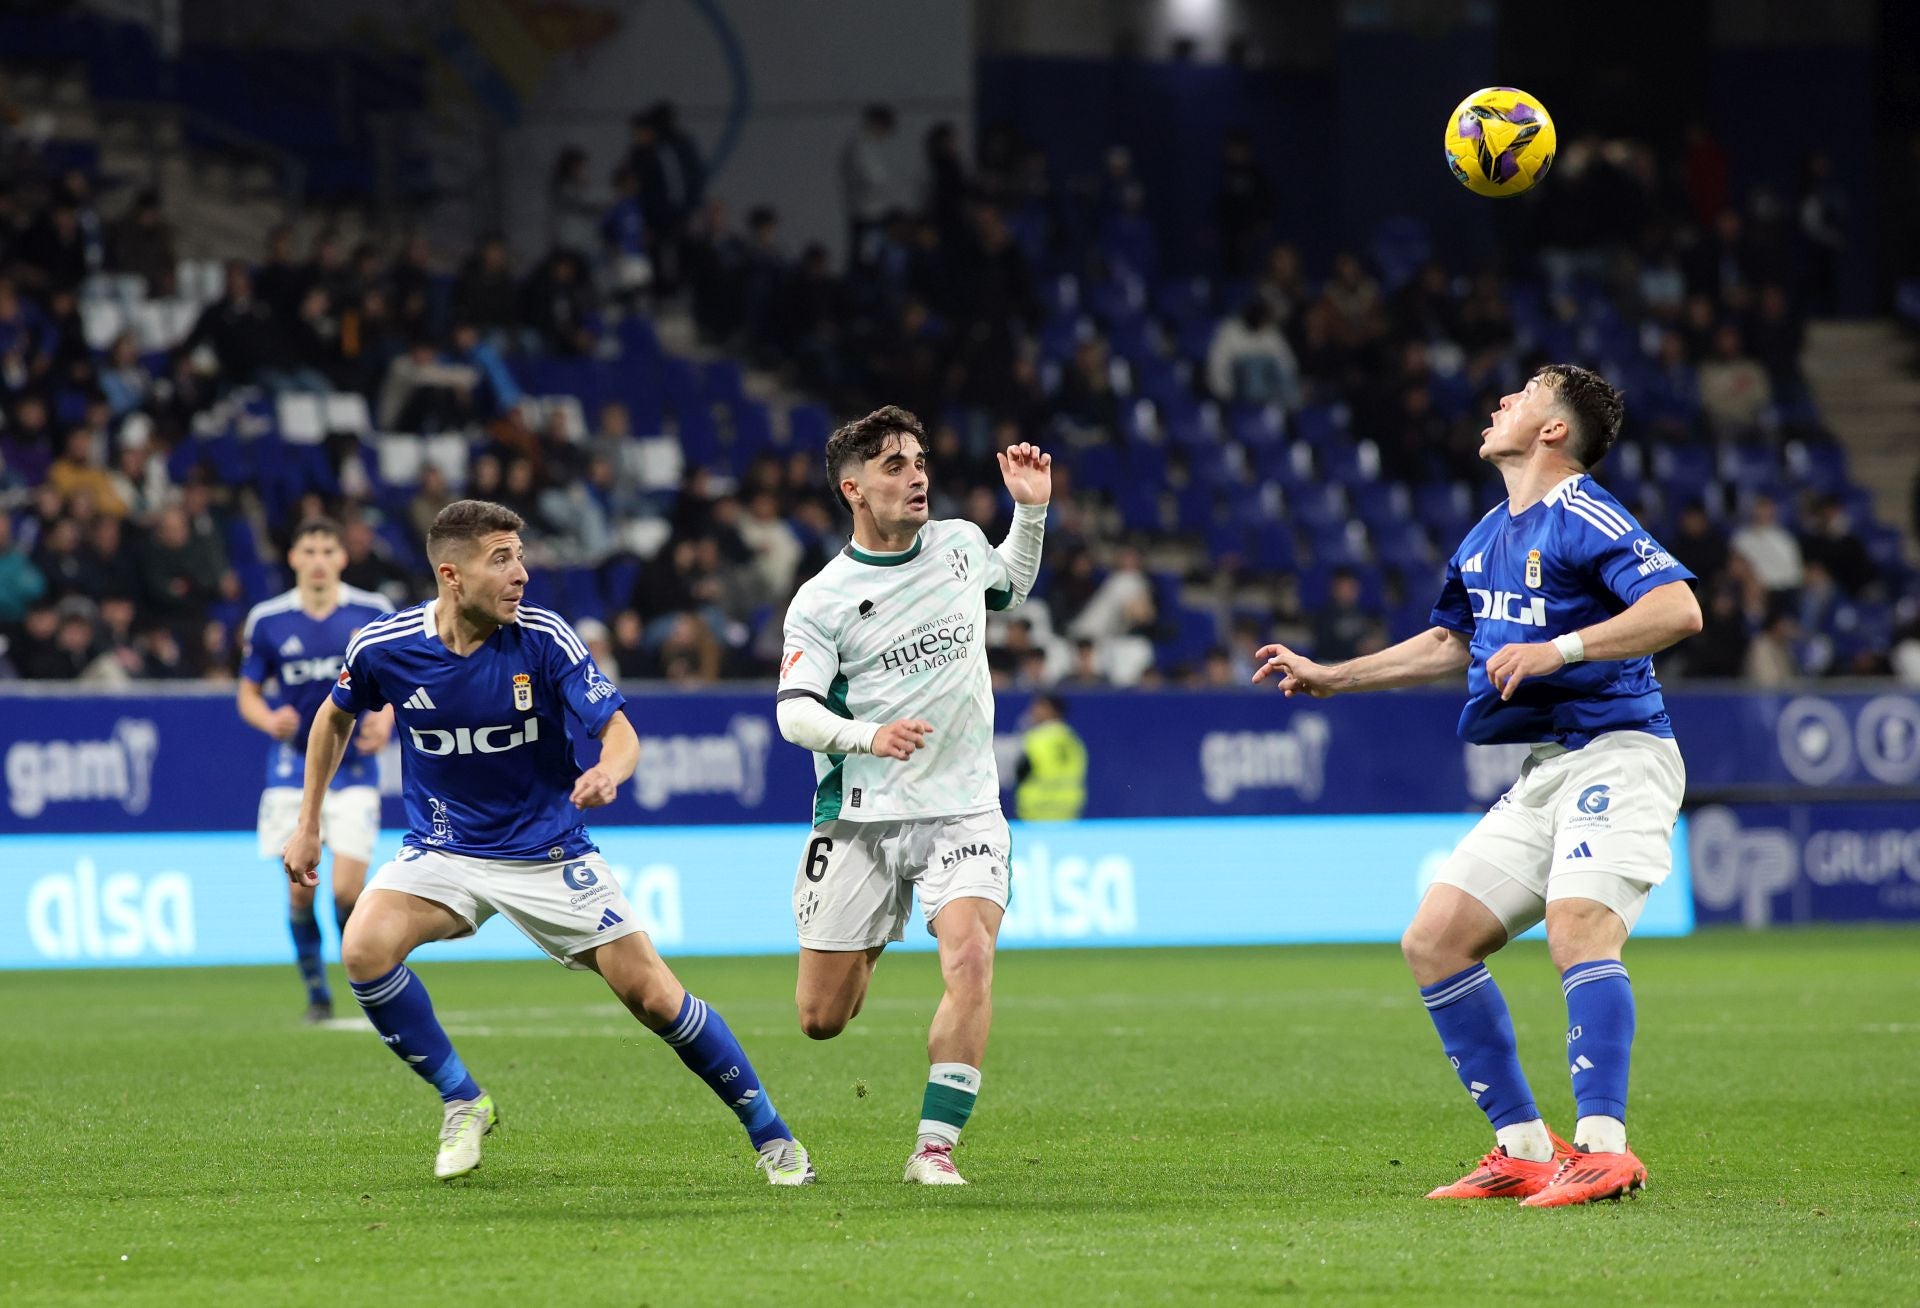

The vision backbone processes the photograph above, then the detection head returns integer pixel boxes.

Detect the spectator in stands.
[253,224,305,324]
[841,103,898,266]
[0,513,45,622]
[77,516,137,603]
[547,146,600,261]
[1799,493,1876,596]
[99,331,153,417]
[1697,324,1772,435]
[1215,128,1274,279]
[408,463,456,540]
[378,338,478,433]
[520,251,597,356]
[1797,150,1847,314]
[0,276,53,396]
[451,236,520,344]
[137,506,219,632]
[1310,567,1384,662]
[182,261,276,392]
[388,234,435,338]
[258,285,339,393]
[923,122,970,247]
[1207,299,1301,409]
[1668,502,1730,587]
[635,101,705,290]
[600,167,652,309]
[738,487,802,601]
[303,231,352,309]
[338,518,410,601]
[1066,545,1158,685]
[47,428,125,517]
[1320,252,1387,348]
[1743,610,1803,686]
[1730,494,1803,610]
[108,189,177,297]
[1058,637,1106,689]
[446,321,522,420]
[1748,283,1804,393]
[16,196,89,294]
[1256,243,1307,331]
[106,432,169,521]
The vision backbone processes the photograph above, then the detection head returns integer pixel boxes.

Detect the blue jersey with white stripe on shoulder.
[1430,473,1696,748]
[329,599,627,860]
[240,586,393,790]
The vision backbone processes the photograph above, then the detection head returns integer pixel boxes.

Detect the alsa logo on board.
[4,719,161,819]
[25,857,194,960]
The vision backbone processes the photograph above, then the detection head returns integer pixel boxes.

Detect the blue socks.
[290,913,328,1005]
[1419,963,1541,1130]
[660,993,792,1148]
[350,965,483,1103]
[1562,960,1634,1122]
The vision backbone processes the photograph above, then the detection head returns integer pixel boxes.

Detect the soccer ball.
[1444,87,1556,197]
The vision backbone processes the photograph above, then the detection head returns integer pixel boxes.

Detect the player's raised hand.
[266,705,302,741]
[872,717,933,761]
[996,443,1052,505]
[570,764,621,809]
[281,828,322,887]
[1486,640,1564,701]
[1252,642,1338,698]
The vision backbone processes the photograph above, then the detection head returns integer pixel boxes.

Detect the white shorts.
[793,810,1011,951]
[367,846,643,968]
[1431,730,1685,938]
[258,786,380,864]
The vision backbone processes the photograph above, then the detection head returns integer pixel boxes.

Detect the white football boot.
[903,1141,967,1185]
[435,1093,497,1180]
[755,1137,817,1186]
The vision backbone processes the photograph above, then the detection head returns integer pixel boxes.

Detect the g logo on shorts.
[1577,784,1611,814]
[561,861,598,890]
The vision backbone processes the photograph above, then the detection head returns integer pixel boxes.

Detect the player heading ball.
[285,499,816,1185]
[775,406,1052,1185]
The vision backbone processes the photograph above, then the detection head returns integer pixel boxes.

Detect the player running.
[238,518,394,1022]
[775,406,1049,1185]
[284,499,815,1185]
[1254,365,1701,1206]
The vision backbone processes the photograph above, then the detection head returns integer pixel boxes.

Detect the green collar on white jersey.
[844,535,924,567]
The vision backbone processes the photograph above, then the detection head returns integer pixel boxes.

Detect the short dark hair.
[427,499,524,563]
[290,517,344,547]
[823,405,927,512]
[1536,363,1624,468]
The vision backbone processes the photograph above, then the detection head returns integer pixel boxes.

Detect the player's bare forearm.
[297,701,356,830]
[1571,581,1703,661]
[237,680,293,739]
[1332,627,1472,691]
[593,711,640,787]
[1255,627,1467,698]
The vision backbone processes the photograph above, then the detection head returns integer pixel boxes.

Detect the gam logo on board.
[5,719,161,819]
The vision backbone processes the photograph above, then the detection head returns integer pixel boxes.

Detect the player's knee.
[340,918,402,980]
[1400,922,1466,984]
[797,1003,850,1040]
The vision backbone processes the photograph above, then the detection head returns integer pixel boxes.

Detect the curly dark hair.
[823,404,927,512]
[1536,363,1625,468]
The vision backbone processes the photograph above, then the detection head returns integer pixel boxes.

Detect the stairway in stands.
[1802,321,1920,559]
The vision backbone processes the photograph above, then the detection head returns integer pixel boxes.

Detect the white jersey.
[779,518,1026,824]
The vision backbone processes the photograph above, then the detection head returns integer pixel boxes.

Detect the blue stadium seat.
[788,403,832,452]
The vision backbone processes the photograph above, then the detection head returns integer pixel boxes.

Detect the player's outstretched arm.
[1253,626,1471,697]
[283,700,356,885]
[1486,579,1702,701]
[572,710,639,808]
[990,443,1051,609]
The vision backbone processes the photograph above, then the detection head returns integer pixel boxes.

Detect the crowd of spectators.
[1,97,1916,688]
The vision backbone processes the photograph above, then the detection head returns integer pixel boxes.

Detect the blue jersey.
[1430,474,1696,748]
[330,600,626,861]
[241,586,393,790]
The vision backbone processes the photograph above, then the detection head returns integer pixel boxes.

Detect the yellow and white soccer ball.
[1444,87,1556,198]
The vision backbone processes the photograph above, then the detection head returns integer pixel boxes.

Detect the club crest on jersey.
[944,547,969,581]
[1525,549,1542,589]
[512,672,533,711]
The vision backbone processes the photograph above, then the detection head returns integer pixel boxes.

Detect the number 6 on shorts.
[804,836,833,883]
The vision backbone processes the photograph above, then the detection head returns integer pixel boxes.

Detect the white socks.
[1576,1114,1628,1155]
[1495,1118,1555,1163]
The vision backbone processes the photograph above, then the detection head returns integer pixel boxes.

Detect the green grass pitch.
[2,928,1915,1305]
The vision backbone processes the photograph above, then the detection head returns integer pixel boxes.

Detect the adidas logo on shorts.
[596,908,623,932]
